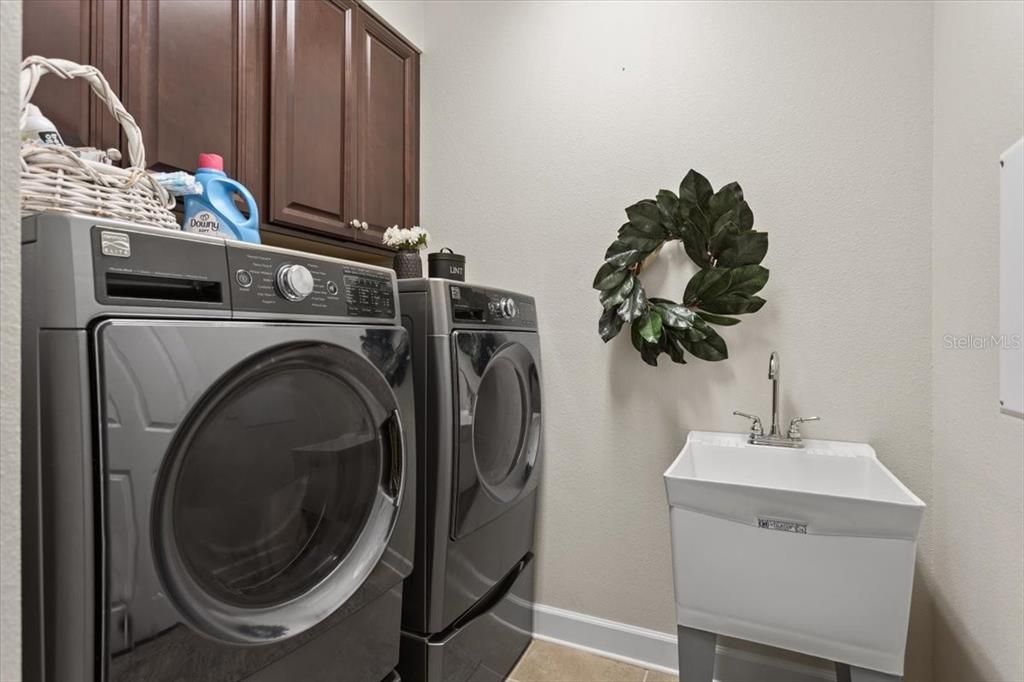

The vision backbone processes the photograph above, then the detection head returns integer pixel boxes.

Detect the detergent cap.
[198,153,224,172]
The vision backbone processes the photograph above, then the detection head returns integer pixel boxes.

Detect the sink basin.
[664,431,925,676]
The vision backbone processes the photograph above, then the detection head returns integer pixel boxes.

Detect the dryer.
[397,280,542,682]
[21,214,415,682]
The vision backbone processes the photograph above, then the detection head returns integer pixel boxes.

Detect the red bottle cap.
[198,153,224,171]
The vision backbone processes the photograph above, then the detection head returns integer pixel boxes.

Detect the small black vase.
[393,248,423,279]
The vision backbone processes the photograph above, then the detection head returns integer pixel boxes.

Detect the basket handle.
[20,56,147,170]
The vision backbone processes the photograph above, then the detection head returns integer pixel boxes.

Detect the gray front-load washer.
[397,279,541,682]
[21,214,415,682]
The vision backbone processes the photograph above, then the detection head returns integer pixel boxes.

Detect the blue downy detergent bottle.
[183,153,261,243]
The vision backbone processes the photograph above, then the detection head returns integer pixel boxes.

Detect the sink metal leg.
[835,662,903,682]
[677,626,716,682]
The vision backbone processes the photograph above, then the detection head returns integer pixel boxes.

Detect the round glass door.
[153,343,405,644]
[471,343,542,503]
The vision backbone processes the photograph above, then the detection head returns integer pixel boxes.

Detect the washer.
[21,214,416,682]
[397,279,542,682]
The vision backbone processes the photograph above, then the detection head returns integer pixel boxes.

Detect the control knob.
[276,263,315,302]
[498,296,518,319]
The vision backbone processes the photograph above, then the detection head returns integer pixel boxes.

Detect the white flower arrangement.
[382,225,429,249]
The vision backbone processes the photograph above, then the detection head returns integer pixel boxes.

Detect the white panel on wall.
[1000,137,1024,418]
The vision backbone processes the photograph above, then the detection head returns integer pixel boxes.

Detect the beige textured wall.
[931,3,1024,681]
[420,1,935,678]
[0,0,22,680]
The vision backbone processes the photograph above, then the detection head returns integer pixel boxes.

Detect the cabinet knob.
[350,219,368,231]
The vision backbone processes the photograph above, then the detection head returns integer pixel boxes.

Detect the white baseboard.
[532,603,836,682]
[533,602,679,673]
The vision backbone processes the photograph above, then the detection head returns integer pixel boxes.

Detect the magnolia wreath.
[593,169,770,366]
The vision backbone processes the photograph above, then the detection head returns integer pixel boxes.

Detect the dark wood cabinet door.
[268,0,358,239]
[354,7,419,245]
[121,0,266,194]
[22,0,121,150]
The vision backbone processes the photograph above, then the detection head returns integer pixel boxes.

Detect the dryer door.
[98,321,408,648]
[451,330,542,539]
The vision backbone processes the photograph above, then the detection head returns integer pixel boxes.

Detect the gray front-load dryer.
[21,214,415,682]
[397,279,541,682]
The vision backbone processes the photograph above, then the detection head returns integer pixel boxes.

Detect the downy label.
[187,210,221,234]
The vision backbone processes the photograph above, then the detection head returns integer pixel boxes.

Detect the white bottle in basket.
[21,104,65,146]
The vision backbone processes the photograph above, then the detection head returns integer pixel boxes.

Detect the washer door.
[451,331,542,539]
[152,342,405,644]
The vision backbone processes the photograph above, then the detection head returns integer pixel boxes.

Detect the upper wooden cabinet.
[354,8,419,244]
[268,0,358,240]
[22,0,121,151]
[121,0,267,195]
[21,0,419,256]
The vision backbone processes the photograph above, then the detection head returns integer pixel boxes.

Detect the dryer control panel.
[227,243,395,319]
[449,284,537,329]
[87,223,396,321]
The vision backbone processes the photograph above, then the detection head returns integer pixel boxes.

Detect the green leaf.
[681,324,729,361]
[617,281,647,322]
[710,209,739,242]
[656,190,683,236]
[624,200,666,238]
[680,233,708,269]
[604,240,646,269]
[683,203,711,240]
[593,262,628,291]
[683,315,710,341]
[630,320,645,352]
[663,328,688,364]
[688,265,768,314]
[682,324,707,342]
[599,306,625,342]
[679,204,712,268]
[700,294,766,315]
[684,268,733,306]
[708,220,739,261]
[656,189,678,217]
[726,265,769,296]
[707,182,744,225]
[680,232,707,269]
[651,300,696,329]
[630,322,661,366]
[696,311,741,326]
[736,201,754,231]
[600,275,635,309]
[715,230,768,267]
[678,169,713,210]
[616,230,662,254]
[640,342,662,366]
[745,296,766,313]
[637,309,663,343]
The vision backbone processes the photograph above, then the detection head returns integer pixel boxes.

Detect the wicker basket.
[20,56,178,230]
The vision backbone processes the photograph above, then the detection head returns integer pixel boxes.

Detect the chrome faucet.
[768,351,781,438]
[733,351,819,448]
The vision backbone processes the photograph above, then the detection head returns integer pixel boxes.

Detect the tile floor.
[508,640,678,682]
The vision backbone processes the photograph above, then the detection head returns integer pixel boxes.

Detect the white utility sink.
[664,431,925,676]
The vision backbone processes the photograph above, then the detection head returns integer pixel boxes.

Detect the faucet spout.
[736,350,819,448]
[769,351,781,436]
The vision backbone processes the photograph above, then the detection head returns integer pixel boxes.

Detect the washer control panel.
[227,243,395,319]
[449,284,536,328]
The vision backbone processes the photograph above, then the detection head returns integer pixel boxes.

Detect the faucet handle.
[733,411,764,436]
[787,416,820,440]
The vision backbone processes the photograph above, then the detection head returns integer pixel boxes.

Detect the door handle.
[381,409,405,503]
